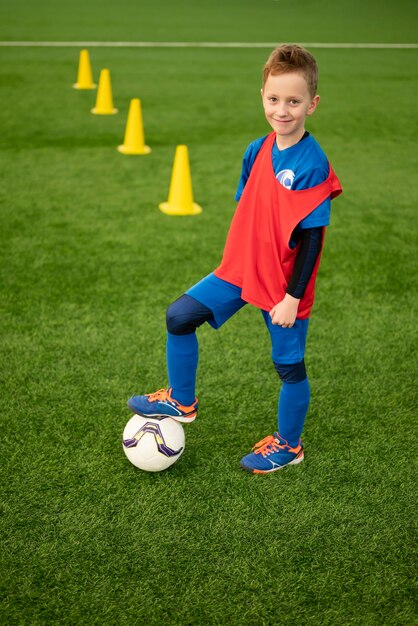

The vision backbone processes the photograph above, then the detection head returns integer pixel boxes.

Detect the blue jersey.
[235,133,331,229]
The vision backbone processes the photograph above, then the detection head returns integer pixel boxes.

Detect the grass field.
[1,1,417,624]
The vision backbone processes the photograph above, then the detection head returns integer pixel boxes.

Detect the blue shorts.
[186,273,309,364]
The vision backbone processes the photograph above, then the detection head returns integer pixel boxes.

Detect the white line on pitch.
[0,41,417,49]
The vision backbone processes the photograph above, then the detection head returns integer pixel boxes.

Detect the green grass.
[1,0,418,43]
[1,2,418,624]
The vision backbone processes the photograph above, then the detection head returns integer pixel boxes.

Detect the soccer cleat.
[240,432,304,474]
[127,387,198,423]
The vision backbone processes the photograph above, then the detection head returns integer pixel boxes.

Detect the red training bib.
[214,132,342,318]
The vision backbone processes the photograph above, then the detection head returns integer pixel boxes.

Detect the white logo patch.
[276,169,295,190]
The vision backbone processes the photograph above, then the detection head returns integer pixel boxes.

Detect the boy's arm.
[270,227,323,327]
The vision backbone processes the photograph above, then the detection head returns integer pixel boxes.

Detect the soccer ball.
[122,414,185,472]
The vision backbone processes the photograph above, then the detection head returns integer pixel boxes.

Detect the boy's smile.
[261,72,320,150]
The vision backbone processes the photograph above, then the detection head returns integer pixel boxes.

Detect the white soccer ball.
[122,414,185,472]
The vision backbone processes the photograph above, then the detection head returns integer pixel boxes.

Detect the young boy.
[128,44,342,474]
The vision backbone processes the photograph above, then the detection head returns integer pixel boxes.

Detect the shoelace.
[253,435,285,457]
[147,388,170,402]
[146,388,196,412]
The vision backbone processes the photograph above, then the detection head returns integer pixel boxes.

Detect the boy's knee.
[166,294,213,335]
[166,299,190,335]
[274,360,307,383]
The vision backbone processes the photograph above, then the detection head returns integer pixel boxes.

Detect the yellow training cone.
[91,69,118,115]
[117,98,151,155]
[73,49,96,90]
[159,145,202,216]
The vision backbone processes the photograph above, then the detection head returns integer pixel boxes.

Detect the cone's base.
[91,107,118,115]
[73,83,97,90]
[117,144,152,155]
[159,202,202,216]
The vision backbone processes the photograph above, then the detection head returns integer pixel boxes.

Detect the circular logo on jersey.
[276,169,295,190]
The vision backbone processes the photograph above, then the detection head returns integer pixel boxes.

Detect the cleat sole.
[127,401,196,423]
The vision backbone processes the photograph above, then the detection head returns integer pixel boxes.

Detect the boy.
[128,45,342,474]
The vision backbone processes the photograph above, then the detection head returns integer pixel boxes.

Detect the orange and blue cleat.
[240,432,304,474]
[127,387,198,423]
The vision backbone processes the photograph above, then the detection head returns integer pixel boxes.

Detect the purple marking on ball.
[123,421,183,457]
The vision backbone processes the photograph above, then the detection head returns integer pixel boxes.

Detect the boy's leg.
[168,274,245,404]
[128,273,246,422]
[275,362,310,447]
[127,294,211,422]
[165,294,214,406]
[264,313,310,446]
[240,314,309,473]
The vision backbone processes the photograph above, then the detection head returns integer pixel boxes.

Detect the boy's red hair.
[263,45,318,97]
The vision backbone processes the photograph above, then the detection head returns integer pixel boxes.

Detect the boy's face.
[261,72,320,147]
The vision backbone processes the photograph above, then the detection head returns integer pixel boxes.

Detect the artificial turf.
[1,1,417,624]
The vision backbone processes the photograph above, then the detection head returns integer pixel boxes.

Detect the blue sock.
[278,378,310,447]
[166,331,198,406]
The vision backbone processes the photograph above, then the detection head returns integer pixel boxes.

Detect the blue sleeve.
[235,147,252,201]
[235,137,267,201]
[295,166,331,229]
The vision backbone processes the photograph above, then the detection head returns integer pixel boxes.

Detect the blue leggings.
[165,275,310,446]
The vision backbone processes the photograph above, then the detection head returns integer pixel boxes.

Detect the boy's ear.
[307,94,320,115]
[260,87,264,98]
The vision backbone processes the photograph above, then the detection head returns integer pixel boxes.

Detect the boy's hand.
[269,293,300,328]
